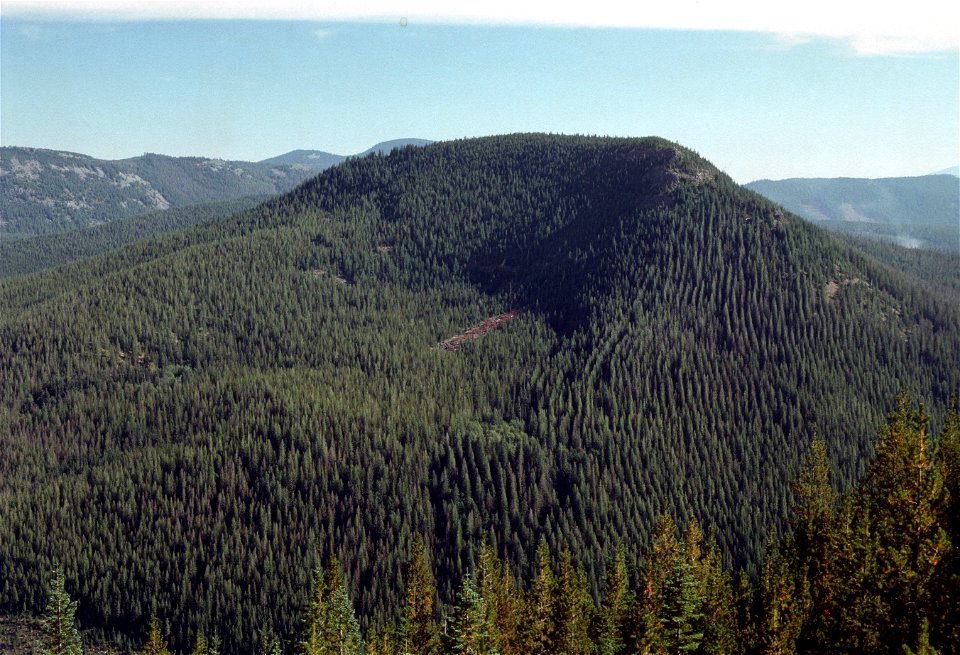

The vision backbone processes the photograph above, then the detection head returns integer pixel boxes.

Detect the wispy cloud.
[4,0,958,56]
[18,24,47,40]
[313,28,332,40]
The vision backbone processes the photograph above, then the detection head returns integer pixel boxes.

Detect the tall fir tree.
[630,515,681,653]
[660,552,704,654]
[443,576,498,655]
[36,566,83,655]
[788,436,837,653]
[401,536,438,655]
[139,615,172,655]
[474,543,521,655]
[864,392,950,650]
[596,546,631,655]
[301,566,330,655]
[519,540,555,655]
[933,396,960,651]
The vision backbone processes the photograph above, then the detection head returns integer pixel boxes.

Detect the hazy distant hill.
[259,139,433,171]
[930,166,959,177]
[0,147,316,236]
[2,134,957,651]
[745,175,960,252]
[256,149,345,170]
[356,138,434,157]
[0,196,265,277]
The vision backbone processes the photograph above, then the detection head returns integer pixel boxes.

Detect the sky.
[1,1,958,182]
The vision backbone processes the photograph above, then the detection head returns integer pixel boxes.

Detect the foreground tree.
[442,576,499,655]
[139,615,172,655]
[863,393,950,651]
[36,566,83,655]
[401,536,439,655]
[299,558,363,655]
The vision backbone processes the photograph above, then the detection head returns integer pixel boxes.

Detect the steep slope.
[745,175,960,252]
[0,134,957,651]
[0,148,315,236]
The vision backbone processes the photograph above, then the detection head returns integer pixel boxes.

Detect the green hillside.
[1,134,957,651]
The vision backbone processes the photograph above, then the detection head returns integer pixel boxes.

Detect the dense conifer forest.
[1,135,958,652]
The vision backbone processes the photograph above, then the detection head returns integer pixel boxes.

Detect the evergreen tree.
[324,584,364,655]
[550,550,592,655]
[401,536,438,655]
[301,566,330,655]
[864,393,950,649]
[630,515,681,653]
[933,396,960,651]
[521,540,555,655]
[190,630,209,655]
[443,576,498,655]
[36,566,83,655]
[139,615,173,655]
[474,543,521,655]
[300,560,363,655]
[695,534,738,655]
[660,554,703,654]
[756,553,805,655]
[596,546,631,655]
[788,437,837,653]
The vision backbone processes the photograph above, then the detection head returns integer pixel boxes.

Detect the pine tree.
[324,583,363,655]
[301,565,330,655]
[630,515,681,653]
[660,554,703,654]
[596,546,631,655]
[401,536,438,655]
[864,392,950,649]
[190,630,209,655]
[756,552,805,655]
[519,540,555,655]
[300,559,363,655]
[551,550,592,655]
[139,615,172,655]
[695,533,738,655]
[444,576,498,655]
[36,566,83,655]
[475,543,521,655]
[789,436,837,653]
[933,396,960,651]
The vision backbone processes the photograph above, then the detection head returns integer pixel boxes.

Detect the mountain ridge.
[745,174,960,252]
[0,139,432,237]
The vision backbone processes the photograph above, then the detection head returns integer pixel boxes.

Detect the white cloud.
[18,24,48,39]
[4,0,958,56]
[312,28,331,40]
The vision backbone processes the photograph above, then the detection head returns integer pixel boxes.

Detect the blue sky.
[1,3,958,182]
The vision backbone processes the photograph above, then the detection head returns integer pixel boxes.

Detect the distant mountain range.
[746,174,960,252]
[259,138,434,170]
[0,139,432,237]
[930,166,959,177]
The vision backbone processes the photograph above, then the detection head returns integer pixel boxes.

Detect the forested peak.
[296,133,726,205]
